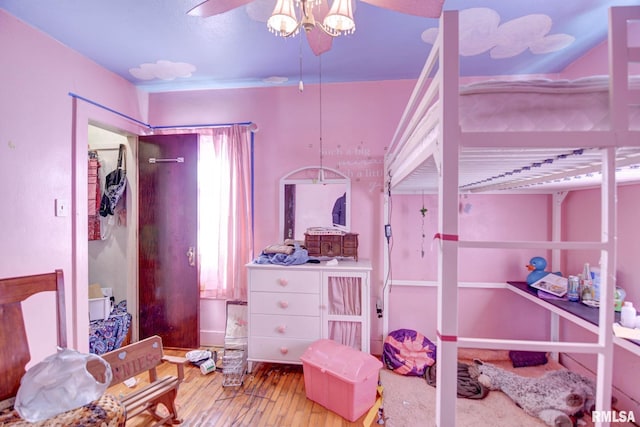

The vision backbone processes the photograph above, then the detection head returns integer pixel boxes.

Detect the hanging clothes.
[88,151,101,240]
[99,144,127,217]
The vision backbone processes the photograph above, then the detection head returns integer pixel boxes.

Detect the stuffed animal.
[471,359,596,427]
[526,256,562,285]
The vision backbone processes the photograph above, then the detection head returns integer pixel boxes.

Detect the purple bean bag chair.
[383,329,437,376]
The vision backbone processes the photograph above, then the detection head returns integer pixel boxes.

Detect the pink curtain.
[158,125,253,301]
[327,276,362,349]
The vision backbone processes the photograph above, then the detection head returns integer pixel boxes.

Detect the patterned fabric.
[88,155,101,241]
[0,394,125,426]
[383,329,437,376]
[99,145,126,218]
[89,301,131,355]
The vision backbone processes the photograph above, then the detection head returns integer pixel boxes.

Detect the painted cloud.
[262,76,289,84]
[422,8,575,58]
[129,60,197,81]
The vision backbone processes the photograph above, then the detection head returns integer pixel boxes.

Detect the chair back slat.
[0,270,66,402]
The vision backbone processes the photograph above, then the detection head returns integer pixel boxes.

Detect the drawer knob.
[279,300,289,309]
[278,278,288,286]
[277,325,286,333]
[280,347,289,355]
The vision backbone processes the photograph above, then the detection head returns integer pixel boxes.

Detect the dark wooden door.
[138,134,199,348]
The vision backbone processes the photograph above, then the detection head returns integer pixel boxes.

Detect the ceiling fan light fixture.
[267,0,354,40]
[268,0,300,36]
[323,0,355,35]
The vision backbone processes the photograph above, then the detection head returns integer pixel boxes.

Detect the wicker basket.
[222,348,247,387]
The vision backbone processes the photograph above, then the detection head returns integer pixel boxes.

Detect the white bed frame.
[383,6,640,426]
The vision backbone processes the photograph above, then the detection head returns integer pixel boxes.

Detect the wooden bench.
[88,335,188,426]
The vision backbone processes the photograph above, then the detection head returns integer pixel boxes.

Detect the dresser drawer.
[342,247,358,258]
[302,233,358,260]
[304,235,321,250]
[249,269,320,293]
[250,291,320,316]
[250,313,321,339]
[320,240,342,257]
[249,336,315,364]
[343,233,358,248]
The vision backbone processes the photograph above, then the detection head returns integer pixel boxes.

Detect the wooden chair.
[0,270,68,405]
[0,270,125,426]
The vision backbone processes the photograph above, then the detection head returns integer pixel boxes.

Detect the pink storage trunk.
[301,339,382,422]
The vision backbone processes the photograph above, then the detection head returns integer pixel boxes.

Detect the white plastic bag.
[15,348,112,422]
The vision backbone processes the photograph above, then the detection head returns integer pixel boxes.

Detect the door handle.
[186,246,195,267]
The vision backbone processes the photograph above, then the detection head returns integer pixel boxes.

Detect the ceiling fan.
[187,0,444,56]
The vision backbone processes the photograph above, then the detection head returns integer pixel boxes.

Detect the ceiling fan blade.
[187,0,254,17]
[361,0,444,18]
[305,0,333,56]
[306,28,333,56]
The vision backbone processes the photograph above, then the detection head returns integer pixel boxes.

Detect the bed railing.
[609,6,640,139]
[384,11,452,188]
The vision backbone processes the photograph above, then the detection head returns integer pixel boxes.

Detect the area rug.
[379,350,595,427]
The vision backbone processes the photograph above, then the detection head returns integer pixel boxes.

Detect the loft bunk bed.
[382,6,640,426]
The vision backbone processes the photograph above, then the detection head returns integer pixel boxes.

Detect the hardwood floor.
[107,348,374,427]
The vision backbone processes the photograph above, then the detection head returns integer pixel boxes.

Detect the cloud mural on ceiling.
[129,60,197,81]
[262,76,289,84]
[422,8,575,58]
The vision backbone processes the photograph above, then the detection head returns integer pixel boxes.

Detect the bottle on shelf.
[581,263,594,302]
[620,301,637,328]
[591,266,601,301]
[614,287,626,311]
[567,275,580,302]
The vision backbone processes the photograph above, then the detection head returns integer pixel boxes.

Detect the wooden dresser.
[304,232,359,260]
[245,260,371,372]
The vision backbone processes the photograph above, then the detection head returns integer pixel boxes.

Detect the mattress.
[458,76,640,132]
[387,77,640,194]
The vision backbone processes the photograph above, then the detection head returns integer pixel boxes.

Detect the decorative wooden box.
[304,232,359,261]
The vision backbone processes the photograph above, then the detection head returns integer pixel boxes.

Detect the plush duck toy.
[526,256,561,285]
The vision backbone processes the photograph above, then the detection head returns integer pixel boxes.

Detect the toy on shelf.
[526,256,562,285]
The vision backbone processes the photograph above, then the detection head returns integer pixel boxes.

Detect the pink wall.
[388,286,553,342]
[148,80,412,259]
[386,193,557,342]
[560,185,640,414]
[148,80,414,350]
[389,193,552,282]
[0,10,148,361]
[563,185,640,312]
[563,20,640,79]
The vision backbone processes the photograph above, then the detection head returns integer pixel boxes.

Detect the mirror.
[279,166,351,241]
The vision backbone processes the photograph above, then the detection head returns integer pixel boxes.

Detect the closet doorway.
[87,125,138,346]
[138,134,199,348]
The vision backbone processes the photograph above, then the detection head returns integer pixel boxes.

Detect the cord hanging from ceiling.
[318,55,324,181]
[298,34,304,92]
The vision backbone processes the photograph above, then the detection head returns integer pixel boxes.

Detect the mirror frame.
[279,166,351,242]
